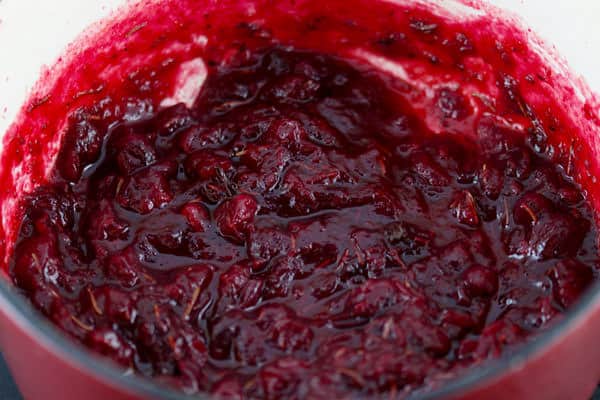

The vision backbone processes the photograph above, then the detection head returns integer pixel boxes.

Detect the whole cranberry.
[214,194,260,242]
[57,110,103,181]
[181,202,211,232]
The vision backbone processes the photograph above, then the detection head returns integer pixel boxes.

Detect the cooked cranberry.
[94,286,136,325]
[211,375,244,400]
[181,201,211,232]
[153,103,195,137]
[239,144,291,190]
[410,152,450,187]
[165,265,213,315]
[86,200,129,258]
[547,259,593,308]
[214,194,259,242]
[254,358,308,399]
[458,320,525,361]
[185,150,233,180]
[217,262,264,312]
[558,186,583,205]
[302,115,343,147]
[112,130,157,174]
[479,163,504,200]
[449,190,480,227]
[104,248,145,288]
[247,226,293,265]
[269,319,314,352]
[56,110,103,181]
[513,192,551,226]
[86,328,134,367]
[262,256,308,299]
[264,118,306,146]
[179,125,237,154]
[529,214,583,259]
[461,265,499,298]
[116,163,175,214]
[343,279,408,318]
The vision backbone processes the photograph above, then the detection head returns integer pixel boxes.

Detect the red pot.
[0,0,599,399]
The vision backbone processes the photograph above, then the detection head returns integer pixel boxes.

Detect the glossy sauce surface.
[4,1,600,398]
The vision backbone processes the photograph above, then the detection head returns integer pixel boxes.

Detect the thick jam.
[4,0,600,398]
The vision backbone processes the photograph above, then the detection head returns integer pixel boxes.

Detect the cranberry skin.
[558,186,583,205]
[239,144,291,190]
[343,279,410,318]
[461,265,499,298]
[185,150,233,180]
[94,286,137,325]
[310,272,340,299]
[547,259,593,308]
[87,200,129,241]
[179,125,237,154]
[86,200,129,259]
[458,320,525,361]
[530,214,583,260]
[214,194,259,242]
[513,192,551,226]
[264,118,306,147]
[479,163,504,200]
[410,152,450,187]
[247,227,293,265]
[86,328,134,367]
[218,263,263,311]
[302,115,343,147]
[116,163,175,214]
[113,131,157,175]
[384,221,433,256]
[153,103,195,137]
[181,202,211,232]
[166,265,213,312]
[449,190,480,227]
[269,319,314,353]
[104,248,144,288]
[262,256,308,299]
[12,235,58,293]
[56,110,103,181]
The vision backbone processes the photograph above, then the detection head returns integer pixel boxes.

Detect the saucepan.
[0,0,599,399]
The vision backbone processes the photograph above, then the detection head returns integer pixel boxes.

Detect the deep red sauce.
[3,0,600,398]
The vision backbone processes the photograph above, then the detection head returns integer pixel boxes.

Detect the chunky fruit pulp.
[5,1,600,398]
[9,46,599,398]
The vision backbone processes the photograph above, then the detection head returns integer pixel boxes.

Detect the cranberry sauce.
[9,46,599,398]
[3,0,600,398]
